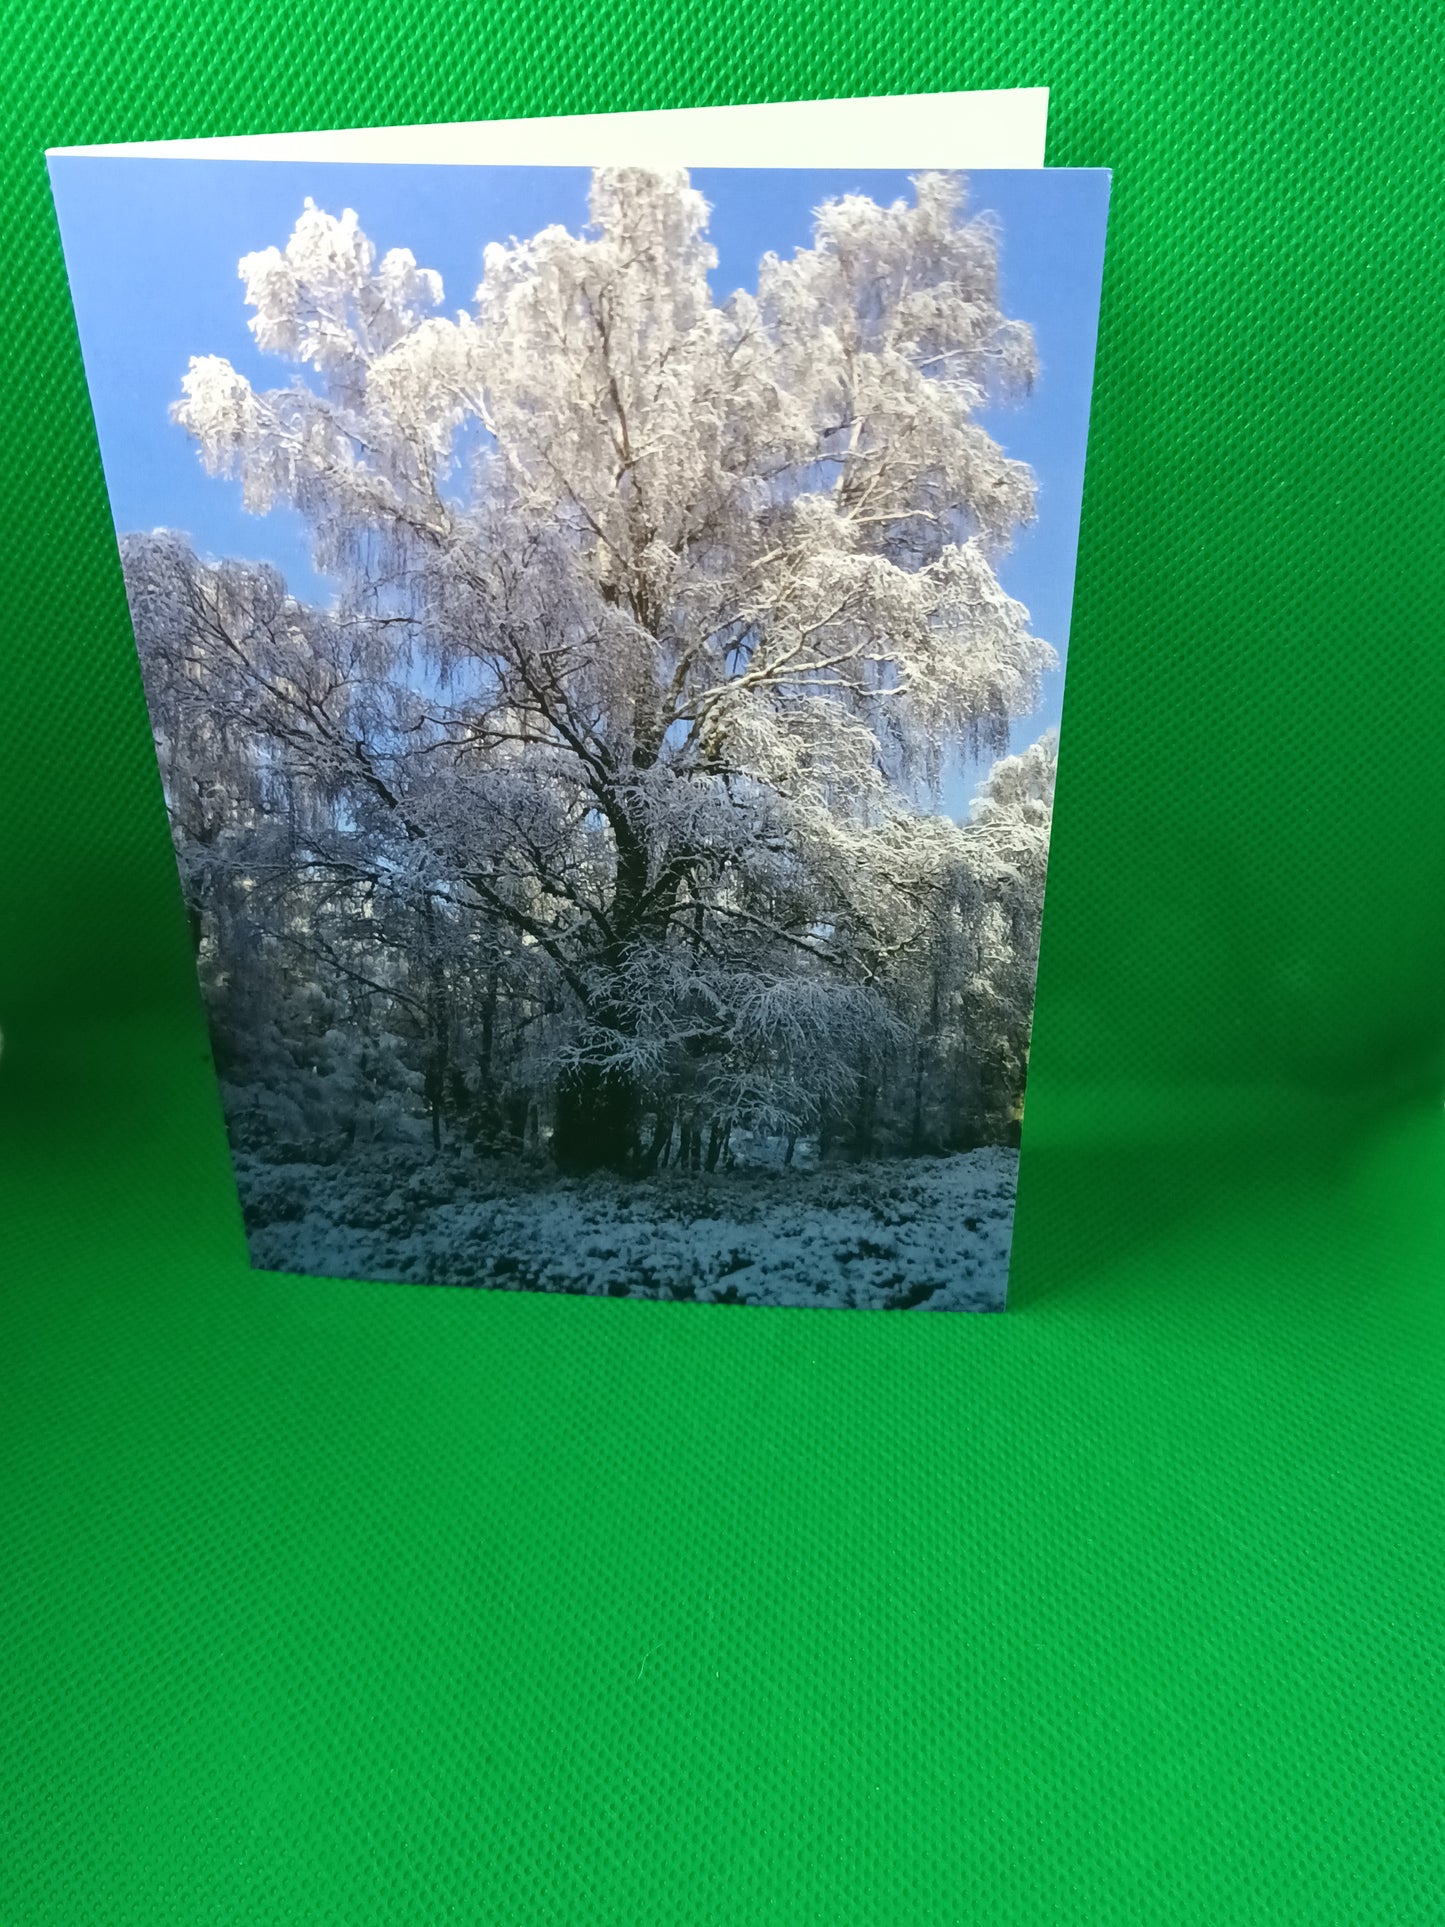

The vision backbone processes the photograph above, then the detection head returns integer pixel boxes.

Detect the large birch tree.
[125,168,1055,1172]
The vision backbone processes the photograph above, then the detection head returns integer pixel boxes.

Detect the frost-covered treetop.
[240,198,445,380]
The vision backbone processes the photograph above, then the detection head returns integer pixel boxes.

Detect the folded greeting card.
[49,103,1108,1310]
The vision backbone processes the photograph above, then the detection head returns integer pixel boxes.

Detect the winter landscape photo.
[51,156,1109,1311]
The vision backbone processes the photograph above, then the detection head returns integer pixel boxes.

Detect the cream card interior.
[49,87,1048,168]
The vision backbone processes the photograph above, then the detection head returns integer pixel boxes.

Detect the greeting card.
[50,97,1108,1309]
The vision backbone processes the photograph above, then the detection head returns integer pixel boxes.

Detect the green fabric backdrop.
[3,3,1444,1919]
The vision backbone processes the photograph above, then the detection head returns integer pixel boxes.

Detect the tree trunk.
[474,968,498,1138]
[851,1072,877,1162]
[911,967,941,1156]
[422,894,449,1155]
[642,1108,674,1173]
[909,1049,926,1157]
[426,1063,443,1152]
[552,1060,642,1174]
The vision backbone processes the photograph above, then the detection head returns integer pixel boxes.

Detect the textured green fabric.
[4,3,1445,1920]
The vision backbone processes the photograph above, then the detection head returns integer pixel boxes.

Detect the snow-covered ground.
[238,1147,1017,1311]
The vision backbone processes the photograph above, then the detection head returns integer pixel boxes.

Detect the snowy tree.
[129,169,1058,1175]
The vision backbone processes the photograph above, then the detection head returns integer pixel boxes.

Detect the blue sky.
[50,158,1109,785]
